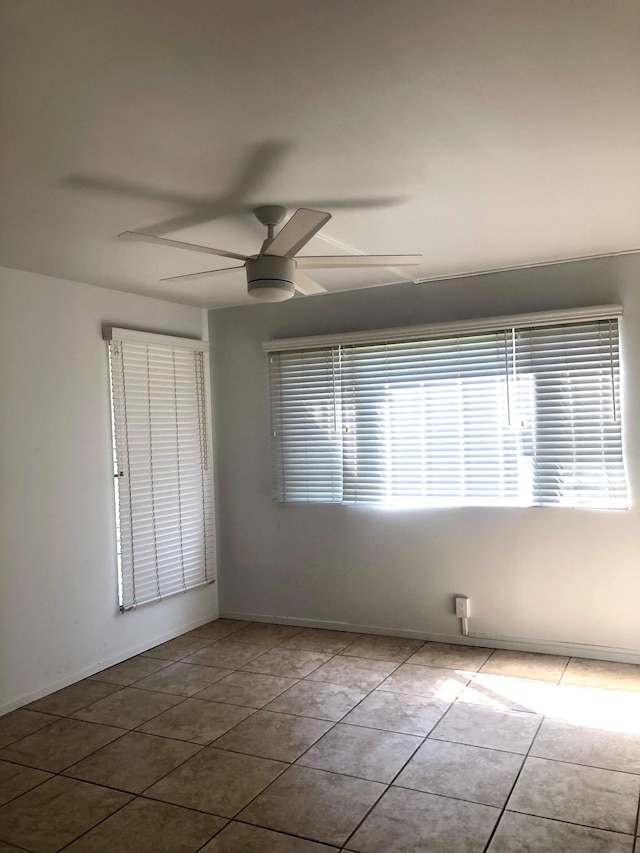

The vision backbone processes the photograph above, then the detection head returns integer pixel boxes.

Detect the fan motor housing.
[246,256,296,302]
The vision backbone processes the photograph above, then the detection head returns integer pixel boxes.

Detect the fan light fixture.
[248,283,295,302]
[246,255,296,302]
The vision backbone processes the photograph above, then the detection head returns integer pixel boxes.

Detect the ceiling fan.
[119,205,422,302]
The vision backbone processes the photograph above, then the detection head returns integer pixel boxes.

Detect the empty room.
[1,1,640,851]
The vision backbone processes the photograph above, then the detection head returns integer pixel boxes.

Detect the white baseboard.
[219,610,640,666]
[0,611,219,717]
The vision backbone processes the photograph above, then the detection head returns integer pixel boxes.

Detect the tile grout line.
[336,653,501,848]
[557,654,573,685]
[491,806,638,839]
[220,816,344,851]
[479,713,546,853]
[321,648,449,850]
[479,661,570,853]
[0,766,55,814]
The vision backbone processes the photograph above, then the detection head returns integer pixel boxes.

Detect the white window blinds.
[267,308,627,509]
[105,328,216,611]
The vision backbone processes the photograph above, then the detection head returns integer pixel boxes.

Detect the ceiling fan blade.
[264,209,331,259]
[160,265,245,283]
[294,270,327,296]
[119,231,249,262]
[296,254,422,269]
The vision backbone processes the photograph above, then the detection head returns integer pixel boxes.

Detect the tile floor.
[1,621,640,851]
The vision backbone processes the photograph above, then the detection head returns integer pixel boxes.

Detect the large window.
[267,307,627,509]
[105,327,216,611]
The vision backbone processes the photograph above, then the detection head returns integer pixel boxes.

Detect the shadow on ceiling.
[63,139,404,237]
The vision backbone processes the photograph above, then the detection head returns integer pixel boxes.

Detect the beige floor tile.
[0,718,124,772]
[487,811,634,853]
[186,618,250,641]
[343,691,449,736]
[89,656,171,686]
[395,739,523,807]
[378,663,470,701]
[139,698,254,744]
[430,703,541,753]
[306,656,398,691]
[342,635,424,662]
[145,747,286,817]
[0,710,59,749]
[346,786,499,853]
[63,731,201,793]
[279,628,360,655]
[201,821,335,852]
[508,756,640,833]
[531,716,640,773]
[142,635,214,661]
[184,641,269,669]
[134,662,231,696]
[213,710,332,761]
[298,723,421,783]
[63,797,226,853]
[71,687,182,729]
[561,658,640,692]
[481,650,569,683]
[238,765,385,847]
[195,671,298,708]
[241,648,331,678]
[456,673,557,714]
[265,680,367,722]
[406,642,492,671]
[230,623,305,647]
[0,761,52,806]
[25,680,121,716]
[0,776,130,853]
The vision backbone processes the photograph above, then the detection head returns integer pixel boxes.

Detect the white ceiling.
[1,0,639,308]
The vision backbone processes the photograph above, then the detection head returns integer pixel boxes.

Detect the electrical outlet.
[455,596,470,619]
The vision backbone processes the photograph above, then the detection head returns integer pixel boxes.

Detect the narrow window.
[105,328,215,610]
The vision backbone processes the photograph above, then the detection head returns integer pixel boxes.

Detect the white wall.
[210,254,640,662]
[0,268,218,713]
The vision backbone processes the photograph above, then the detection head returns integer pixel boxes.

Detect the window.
[267,306,627,509]
[105,327,216,611]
